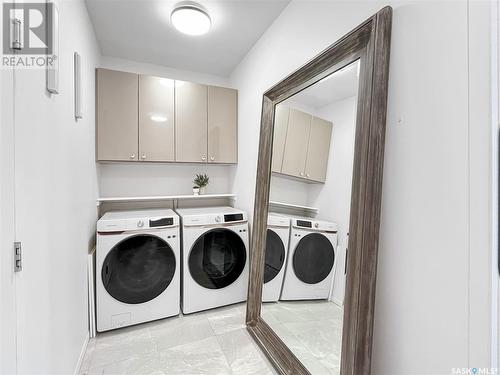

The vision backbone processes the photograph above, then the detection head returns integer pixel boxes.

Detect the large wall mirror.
[246,8,392,375]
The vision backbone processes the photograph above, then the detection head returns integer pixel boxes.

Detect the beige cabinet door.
[96,69,138,161]
[208,86,237,163]
[175,82,208,163]
[139,75,175,162]
[305,116,333,182]
[271,104,290,173]
[281,108,312,178]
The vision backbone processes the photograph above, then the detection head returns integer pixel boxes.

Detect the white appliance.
[280,216,338,300]
[176,206,249,314]
[96,209,180,332]
[262,214,290,302]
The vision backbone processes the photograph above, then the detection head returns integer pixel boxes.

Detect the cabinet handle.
[201,156,207,161]
[130,153,136,159]
[141,154,146,160]
[210,156,215,161]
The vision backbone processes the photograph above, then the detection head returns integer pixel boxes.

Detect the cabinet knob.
[299,172,304,176]
[201,156,207,161]
[210,156,215,161]
[141,154,146,160]
[130,153,136,159]
[306,174,310,178]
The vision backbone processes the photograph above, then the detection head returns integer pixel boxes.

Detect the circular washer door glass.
[101,234,176,304]
[293,233,335,284]
[189,228,246,289]
[264,229,285,283]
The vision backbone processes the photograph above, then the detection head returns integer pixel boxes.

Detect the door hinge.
[14,242,22,272]
[10,18,22,50]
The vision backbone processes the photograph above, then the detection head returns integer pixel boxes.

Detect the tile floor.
[79,303,276,375]
[262,300,343,375]
[80,301,342,375]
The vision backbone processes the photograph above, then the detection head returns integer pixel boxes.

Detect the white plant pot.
[193,188,200,195]
[199,187,206,195]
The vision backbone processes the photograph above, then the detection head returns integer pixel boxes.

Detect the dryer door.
[293,233,335,284]
[189,228,246,289]
[264,229,286,283]
[101,234,176,304]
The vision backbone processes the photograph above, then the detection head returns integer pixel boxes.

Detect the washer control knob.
[314,222,319,229]
[215,216,222,223]
[137,220,144,228]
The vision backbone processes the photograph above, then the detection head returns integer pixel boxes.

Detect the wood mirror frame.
[245,7,392,375]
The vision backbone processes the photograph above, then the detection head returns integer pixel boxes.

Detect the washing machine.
[96,209,180,332]
[262,214,290,302]
[280,216,338,300]
[176,206,249,314]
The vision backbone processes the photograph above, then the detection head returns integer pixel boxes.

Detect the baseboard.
[73,333,89,375]
[331,297,343,308]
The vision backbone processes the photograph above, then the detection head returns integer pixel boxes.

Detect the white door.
[11,2,94,373]
[0,11,18,374]
[13,56,58,374]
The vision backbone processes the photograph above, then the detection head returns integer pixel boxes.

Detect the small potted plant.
[193,173,209,195]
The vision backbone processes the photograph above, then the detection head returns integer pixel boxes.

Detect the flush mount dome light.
[171,2,211,36]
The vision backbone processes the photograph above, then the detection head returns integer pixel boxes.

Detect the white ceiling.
[285,60,360,110]
[85,0,290,76]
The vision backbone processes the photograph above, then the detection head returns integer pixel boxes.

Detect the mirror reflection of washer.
[176,206,249,314]
[280,217,338,300]
[96,209,180,332]
[262,214,290,302]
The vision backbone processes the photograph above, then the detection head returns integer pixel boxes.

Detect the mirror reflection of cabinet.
[271,105,290,172]
[281,108,312,178]
[273,105,332,183]
[305,116,333,182]
[96,69,139,161]
[139,75,175,162]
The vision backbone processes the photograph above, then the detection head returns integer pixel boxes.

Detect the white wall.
[97,57,235,200]
[11,0,101,373]
[230,0,492,373]
[99,162,233,197]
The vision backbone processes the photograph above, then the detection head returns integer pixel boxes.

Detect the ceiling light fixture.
[171,2,211,36]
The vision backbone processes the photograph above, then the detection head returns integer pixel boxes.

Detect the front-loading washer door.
[101,234,176,304]
[293,233,335,284]
[264,229,285,284]
[189,228,246,289]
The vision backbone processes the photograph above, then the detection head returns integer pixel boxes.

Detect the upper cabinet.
[96,69,138,161]
[271,105,290,173]
[96,68,238,164]
[281,108,312,178]
[273,105,333,183]
[305,116,333,182]
[208,86,238,163]
[175,82,208,163]
[139,75,175,162]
